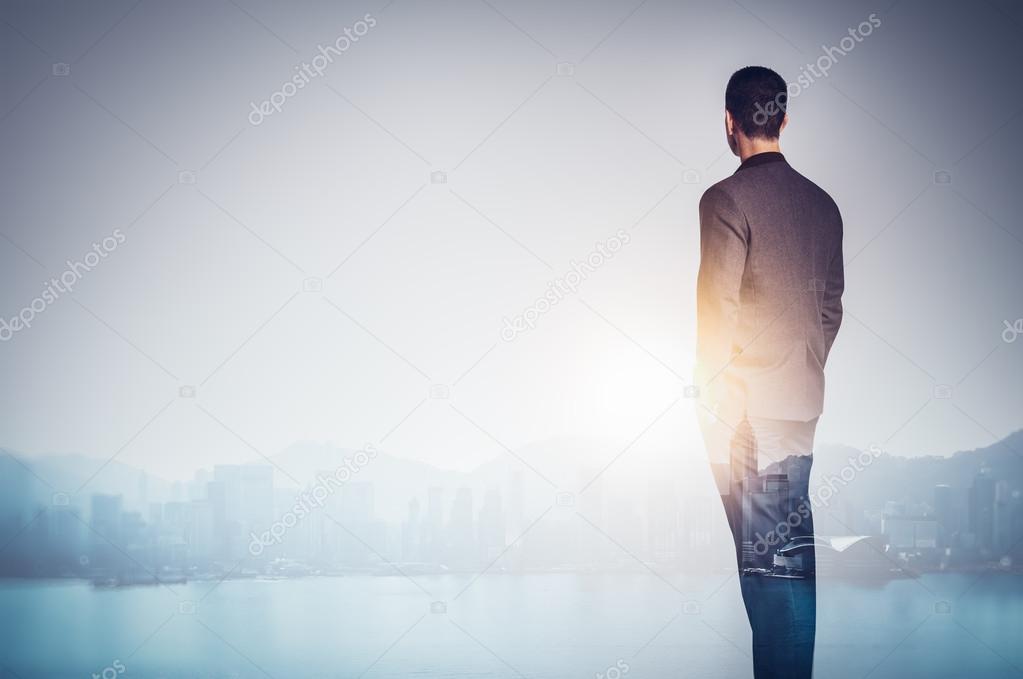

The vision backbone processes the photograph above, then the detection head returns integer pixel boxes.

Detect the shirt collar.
[736,151,786,172]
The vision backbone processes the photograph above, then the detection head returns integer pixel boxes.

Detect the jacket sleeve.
[695,186,748,388]
[821,216,844,361]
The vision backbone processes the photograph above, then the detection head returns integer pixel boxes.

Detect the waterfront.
[1,572,1020,678]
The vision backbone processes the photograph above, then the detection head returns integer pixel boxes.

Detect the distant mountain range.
[778,430,1023,534]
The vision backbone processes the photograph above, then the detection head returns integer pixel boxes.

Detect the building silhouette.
[969,469,996,555]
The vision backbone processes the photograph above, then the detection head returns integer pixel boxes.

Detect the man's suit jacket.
[696,152,843,422]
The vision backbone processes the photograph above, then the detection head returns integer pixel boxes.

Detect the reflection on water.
[1,573,1020,678]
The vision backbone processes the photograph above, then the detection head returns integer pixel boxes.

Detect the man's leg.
[740,575,816,678]
[698,407,818,677]
[696,399,745,566]
[740,417,818,679]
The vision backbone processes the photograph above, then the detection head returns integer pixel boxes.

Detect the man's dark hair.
[725,66,788,139]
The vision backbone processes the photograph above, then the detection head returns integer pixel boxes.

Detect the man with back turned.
[695,65,844,679]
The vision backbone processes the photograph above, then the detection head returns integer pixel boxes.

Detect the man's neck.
[737,137,782,163]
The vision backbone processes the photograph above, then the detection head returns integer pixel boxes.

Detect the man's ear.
[779,113,789,134]
[725,109,739,157]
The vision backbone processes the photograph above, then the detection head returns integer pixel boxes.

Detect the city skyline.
[3,428,1021,581]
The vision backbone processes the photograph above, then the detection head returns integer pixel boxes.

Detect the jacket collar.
[736,151,786,172]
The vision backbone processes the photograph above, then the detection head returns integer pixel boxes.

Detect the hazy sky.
[1,0,1021,479]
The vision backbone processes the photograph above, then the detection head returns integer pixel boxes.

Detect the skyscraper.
[477,487,505,562]
[728,418,757,568]
[402,497,421,562]
[994,480,1014,555]
[730,418,758,489]
[743,474,790,568]
[646,477,679,563]
[969,469,996,554]
[425,486,444,566]
[448,487,475,569]
[90,494,123,573]
[934,484,956,549]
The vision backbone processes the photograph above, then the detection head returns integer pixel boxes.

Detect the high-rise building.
[679,494,716,552]
[646,477,679,563]
[90,494,123,572]
[425,486,444,566]
[329,482,382,567]
[508,471,524,536]
[188,499,216,565]
[742,473,790,568]
[933,484,956,549]
[969,470,996,554]
[47,506,84,574]
[212,465,275,561]
[730,418,758,489]
[402,497,421,562]
[0,455,33,524]
[214,466,274,524]
[993,480,1014,555]
[478,487,505,562]
[448,487,475,569]
[607,495,644,558]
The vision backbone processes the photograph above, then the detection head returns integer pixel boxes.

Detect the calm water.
[1,572,1021,678]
